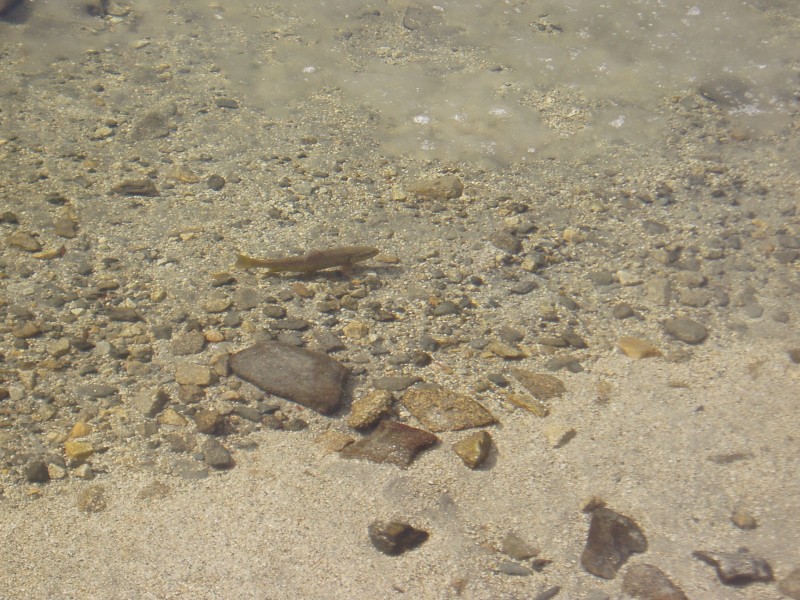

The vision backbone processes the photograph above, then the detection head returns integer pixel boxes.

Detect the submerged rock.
[230,342,349,415]
[368,520,429,555]
[622,564,687,600]
[402,387,496,432]
[340,420,437,467]
[692,549,773,584]
[581,507,648,579]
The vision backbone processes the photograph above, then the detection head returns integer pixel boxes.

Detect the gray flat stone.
[230,342,349,415]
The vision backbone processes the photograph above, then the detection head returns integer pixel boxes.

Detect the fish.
[235,245,379,274]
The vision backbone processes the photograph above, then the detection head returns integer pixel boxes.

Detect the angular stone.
[174,363,215,386]
[692,549,773,584]
[511,369,566,400]
[340,420,437,467]
[452,430,492,468]
[348,389,393,430]
[68,421,92,439]
[581,508,648,579]
[202,438,234,470]
[131,388,169,418]
[230,342,349,415]
[402,388,496,432]
[618,337,662,359]
[485,340,527,359]
[7,230,43,252]
[622,564,687,600]
[504,392,549,417]
[194,409,225,435]
[315,430,355,454]
[368,520,429,555]
[500,531,540,561]
[64,440,94,462]
[25,460,50,483]
[171,330,206,355]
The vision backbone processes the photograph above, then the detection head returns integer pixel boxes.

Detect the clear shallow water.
[2,0,798,164]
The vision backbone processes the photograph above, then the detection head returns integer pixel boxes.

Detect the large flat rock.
[229,342,349,415]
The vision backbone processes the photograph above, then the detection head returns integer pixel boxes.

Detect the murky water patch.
[2,0,797,164]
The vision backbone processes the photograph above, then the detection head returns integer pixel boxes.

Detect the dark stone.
[692,549,773,584]
[206,174,226,190]
[581,507,648,579]
[24,460,50,483]
[368,520,429,555]
[623,564,687,599]
[201,438,234,470]
[0,0,22,16]
[664,317,708,344]
[106,306,143,322]
[230,342,349,415]
[340,420,437,467]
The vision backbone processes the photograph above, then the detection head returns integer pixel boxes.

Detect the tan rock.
[504,392,549,417]
[542,423,577,448]
[452,430,492,468]
[510,369,566,400]
[618,336,661,359]
[159,408,189,426]
[315,430,355,454]
[485,340,528,359]
[403,387,496,432]
[68,421,92,439]
[343,321,370,339]
[348,390,393,429]
[175,363,216,386]
[64,439,94,461]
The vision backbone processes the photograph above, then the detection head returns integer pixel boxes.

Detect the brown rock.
[510,369,566,400]
[402,387,496,432]
[581,507,648,579]
[503,392,549,417]
[340,420,437,467]
[692,549,773,584]
[368,521,429,555]
[230,342,349,415]
[623,564,688,600]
